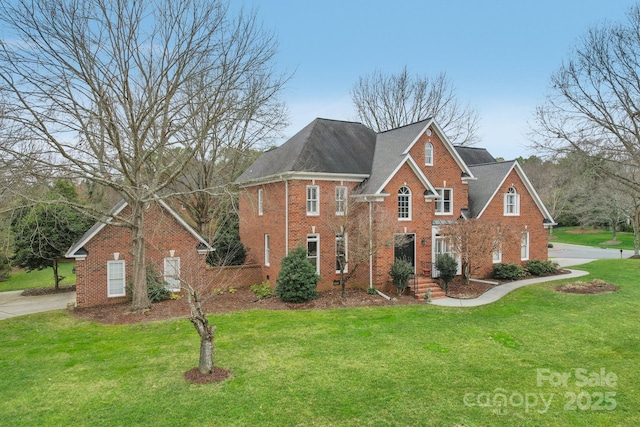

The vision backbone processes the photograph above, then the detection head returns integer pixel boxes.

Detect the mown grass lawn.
[1,259,639,426]
[0,261,76,292]
[551,226,636,250]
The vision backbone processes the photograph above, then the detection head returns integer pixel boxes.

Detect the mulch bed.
[184,366,231,384]
[555,279,619,294]
[70,287,420,325]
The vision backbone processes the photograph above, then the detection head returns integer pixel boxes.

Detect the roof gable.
[468,161,554,223]
[65,199,212,258]
[356,118,475,195]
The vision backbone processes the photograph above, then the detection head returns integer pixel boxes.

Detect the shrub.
[366,287,378,295]
[525,260,558,276]
[275,246,319,303]
[435,253,458,294]
[389,258,413,295]
[492,263,526,281]
[250,281,273,300]
[0,253,11,282]
[126,266,172,303]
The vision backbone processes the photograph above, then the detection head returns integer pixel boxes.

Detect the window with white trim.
[258,189,263,216]
[504,186,520,216]
[164,257,181,291]
[398,186,411,220]
[435,188,453,215]
[335,233,348,273]
[264,234,270,266]
[492,246,502,263]
[307,234,320,274]
[425,142,433,166]
[107,260,126,297]
[306,185,319,216]
[335,186,347,215]
[521,231,530,260]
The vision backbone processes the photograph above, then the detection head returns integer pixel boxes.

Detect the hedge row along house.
[235,118,555,297]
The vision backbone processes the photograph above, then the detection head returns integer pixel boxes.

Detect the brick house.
[235,118,554,296]
[66,199,212,307]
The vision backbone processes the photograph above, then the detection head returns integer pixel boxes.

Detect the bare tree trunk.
[52,259,60,290]
[634,208,640,257]
[130,201,150,311]
[186,287,216,374]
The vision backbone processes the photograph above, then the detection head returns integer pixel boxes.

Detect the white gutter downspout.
[368,198,373,289]
[285,177,289,255]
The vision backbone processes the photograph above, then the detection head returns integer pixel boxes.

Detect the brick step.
[411,279,446,300]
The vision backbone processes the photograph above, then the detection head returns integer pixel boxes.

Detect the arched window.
[425,142,433,166]
[504,186,520,215]
[398,186,411,220]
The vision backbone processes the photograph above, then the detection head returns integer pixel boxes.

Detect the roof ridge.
[376,117,433,134]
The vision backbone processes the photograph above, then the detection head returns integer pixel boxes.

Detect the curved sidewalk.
[430,269,589,307]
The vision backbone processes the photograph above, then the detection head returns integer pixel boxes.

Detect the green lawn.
[1,259,639,426]
[551,226,636,250]
[0,261,76,292]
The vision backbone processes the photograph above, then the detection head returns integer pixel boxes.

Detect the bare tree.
[0,0,287,310]
[438,219,520,285]
[531,4,640,200]
[351,67,480,145]
[326,198,407,297]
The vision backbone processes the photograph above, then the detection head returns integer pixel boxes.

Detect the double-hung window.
[307,185,319,216]
[164,257,181,292]
[521,231,530,260]
[425,142,433,166]
[398,186,411,220]
[335,186,347,215]
[264,234,270,266]
[258,189,264,216]
[107,260,126,297]
[435,188,453,215]
[504,187,520,216]
[307,234,320,274]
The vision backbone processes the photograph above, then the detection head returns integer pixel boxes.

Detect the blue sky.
[246,0,637,159]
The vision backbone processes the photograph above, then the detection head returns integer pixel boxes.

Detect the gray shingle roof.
[454,146,496,165]
[356,120,431,195]
[235,118,376,184]
[467,161,516,217]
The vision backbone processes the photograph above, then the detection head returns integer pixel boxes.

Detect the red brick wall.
[202,264,263,291]
[237,126,549,291]
[75,202,208,307]
[475,168,549,277]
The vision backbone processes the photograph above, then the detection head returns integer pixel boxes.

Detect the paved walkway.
[430,269,589,307]
[431,242,636,307]
[0,289,76,321]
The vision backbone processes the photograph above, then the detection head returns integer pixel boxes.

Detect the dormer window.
[398,186,411,220]
[504,186,520,216]
[425,142,433,166]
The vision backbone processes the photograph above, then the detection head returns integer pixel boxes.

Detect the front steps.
[412,276,446,300]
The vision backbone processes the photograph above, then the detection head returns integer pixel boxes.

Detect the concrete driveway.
[549,242,636,267]
[0,290,76,321]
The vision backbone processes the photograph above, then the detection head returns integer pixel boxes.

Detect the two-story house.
[235,118,554,296]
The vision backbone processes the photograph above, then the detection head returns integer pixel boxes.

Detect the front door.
[394,233,415,271]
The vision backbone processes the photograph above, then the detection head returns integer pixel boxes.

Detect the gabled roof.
[355,118,474,196]
[65,198,213,258]
[235,118,376,185]
[468,160,555,224]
